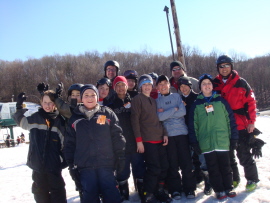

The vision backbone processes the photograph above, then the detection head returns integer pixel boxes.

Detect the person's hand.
[137,142,144,153]
[55,82,64,98]
[114,151,126,174]
[230,139,238,150]
[252,148,262,159]
[37,82,49,95]
[247,124,255,133]
[16,92,27,109]
[191,143,202,155]
[163,136,168,146]
[68,165,82,191]
[157,108,164,112]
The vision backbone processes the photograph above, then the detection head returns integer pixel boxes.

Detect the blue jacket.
[156,93,188,136]
[64,104,126,169]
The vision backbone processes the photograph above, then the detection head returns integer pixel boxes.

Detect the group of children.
[13,56,261,203]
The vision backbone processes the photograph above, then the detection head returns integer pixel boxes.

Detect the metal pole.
[163,6,175,61]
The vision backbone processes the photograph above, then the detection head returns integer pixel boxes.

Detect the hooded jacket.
[64,104,125,169]
[13,108,66,173]
[188,93,238,154]
[213,70,256,130]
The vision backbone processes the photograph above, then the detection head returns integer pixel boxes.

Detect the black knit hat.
[80,84,99,101]
[156,75,169,86]
[170,61,185,71]
[198,74,213,90]
[178,76,192,88]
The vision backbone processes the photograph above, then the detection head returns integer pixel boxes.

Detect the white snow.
[1,116,270,203]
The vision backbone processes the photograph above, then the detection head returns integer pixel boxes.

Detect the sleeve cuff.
[136,137,143,142]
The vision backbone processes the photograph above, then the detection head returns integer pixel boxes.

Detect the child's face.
[127,79,136,90]
[115,82,127,97]
[201,79,213,96]
[98,84,110,99]
[179,84,191,95]
[71,90,81,103]
[82,89,98,110]
[41,95,55,113]
[141,83,152,96]
[157,80,170,95]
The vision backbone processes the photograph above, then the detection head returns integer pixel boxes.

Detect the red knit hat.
[113,76,128,90]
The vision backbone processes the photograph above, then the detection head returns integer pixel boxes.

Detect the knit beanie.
[156,75,169,86]
[178,76,192,88]
[112,76,128,90]
[198,74,213,90]
[170,61,185,71]
[80,84,99,101]
[138,74,153,89]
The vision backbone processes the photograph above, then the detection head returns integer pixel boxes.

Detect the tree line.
[0,47,269,110]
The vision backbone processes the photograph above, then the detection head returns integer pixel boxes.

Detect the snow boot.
[185,190,196,199]
[155,182,172,203]
[225,190,236,198]
[246,180,257,192]
[233,180,240,188]
[171,192,181,200]
[216,191,227,200]
[118,180,129,201]
[142,192,158,203]
[202,170,212,195]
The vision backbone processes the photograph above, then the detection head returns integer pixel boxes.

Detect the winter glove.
[55,82,64,98]
[37,82,49,95]
[252,148,262,159]
[250,138,266,159]
[230,139,238,150]
[191,143,202,155]
[114,151,126,174]
[16,92,27,109]
[69,165,83,192]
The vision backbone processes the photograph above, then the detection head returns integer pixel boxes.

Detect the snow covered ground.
[1,115,270,203]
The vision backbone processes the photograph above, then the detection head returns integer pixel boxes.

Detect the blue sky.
[1,0,270,61]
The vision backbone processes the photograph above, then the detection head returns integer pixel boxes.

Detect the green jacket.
[188,93,238,153]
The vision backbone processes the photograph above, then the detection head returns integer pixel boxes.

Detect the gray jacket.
[156,93,188,136]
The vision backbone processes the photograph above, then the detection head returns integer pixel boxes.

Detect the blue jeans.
[79,167,121,203]
[116,152,145,181]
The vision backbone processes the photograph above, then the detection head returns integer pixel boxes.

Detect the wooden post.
[170,0,186,68]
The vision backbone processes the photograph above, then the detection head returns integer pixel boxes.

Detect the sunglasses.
[172,68,181,72]
[218,64,231,69]
[199,73,213,80]
[123,70,138,78]
[107,68,116,72]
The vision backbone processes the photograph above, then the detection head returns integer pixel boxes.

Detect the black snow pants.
[32,170,66,203]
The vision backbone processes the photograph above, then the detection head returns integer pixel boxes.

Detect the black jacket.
[181,90,198,126]
[13,108,66,173]
[108,93,137,154]
[64,104,126,169]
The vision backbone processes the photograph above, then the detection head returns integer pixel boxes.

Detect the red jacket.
[213,70,256,130]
